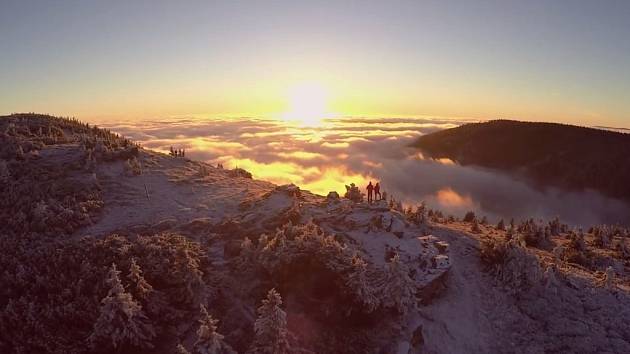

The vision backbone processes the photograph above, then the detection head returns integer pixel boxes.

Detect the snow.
[81,150,276,236]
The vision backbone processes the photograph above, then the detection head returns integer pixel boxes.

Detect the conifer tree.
[194,305,234,354]
[127,258,153,301]
[382,254,416,314]
[346,254,378,312]
[88,263,156,350]
[16,145,24,160]
[497,219,505,231]
[471,219,482,233]
[604,266,615,290]
[250,289,291,354]
[177,343,192,354]
[0,159,9,183]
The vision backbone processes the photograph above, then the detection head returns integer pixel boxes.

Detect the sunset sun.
[281,82,331,126]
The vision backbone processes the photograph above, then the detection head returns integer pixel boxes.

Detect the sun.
[281,82,331,126]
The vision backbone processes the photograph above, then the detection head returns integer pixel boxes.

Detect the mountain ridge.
[413,119,630,201]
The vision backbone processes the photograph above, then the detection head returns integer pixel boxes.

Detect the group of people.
[365,181,381,203]
[169,146,186,157]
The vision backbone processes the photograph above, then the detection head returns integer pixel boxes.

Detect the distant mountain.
[413,120,630,200]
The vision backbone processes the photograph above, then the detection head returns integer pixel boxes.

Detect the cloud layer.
[101,116,630,226]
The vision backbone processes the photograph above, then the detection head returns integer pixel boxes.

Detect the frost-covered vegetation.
[0,114,138,236]
[474,214,630,353]
[0,232,207,353]
[231,221,420,352]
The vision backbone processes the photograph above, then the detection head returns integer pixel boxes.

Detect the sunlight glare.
[281,82,331,126]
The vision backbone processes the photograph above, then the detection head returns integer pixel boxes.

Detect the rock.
[432,255,450,269]
[418,268,449,305]
[373,199,389,210]
[277,183,301,197]
[411,324,424,349]
[435,241,449,254]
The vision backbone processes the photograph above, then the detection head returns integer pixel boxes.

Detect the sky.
[1,0,630,127]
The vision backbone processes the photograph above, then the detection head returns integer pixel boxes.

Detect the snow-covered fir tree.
[346,254,379,312]
[604,266,615,290]
[241,237,254,260]
[381,254,416,314]
[471,219,482,233]
[343,183,363,202]
[496,240,541,291]
[16,145,25,160]
[194,304,234,354]
[88,263,156,350]
[543,264,560,294]
[506,225,515,241]
[618,233,630,259]
[463,211,476,223]
[549,216,562,235]
[177,343,192,354]
[249,288,292,354]
[127,258,153,301]
[0,159,9,183]
[497,219,505,231]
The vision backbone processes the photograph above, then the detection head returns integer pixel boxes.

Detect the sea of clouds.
[101,116,630,226]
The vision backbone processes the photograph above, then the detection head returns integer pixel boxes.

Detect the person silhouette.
[374,182,381,201]
[366,181,374,203]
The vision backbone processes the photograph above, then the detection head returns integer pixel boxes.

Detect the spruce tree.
[471,219,482,233]
[89,263,156,350]
[346,254,378,312]
[382,254,416,314]
[0,159,9,183]
[250,289,291,354]
[497,219,505,231]
[127,258,153,301]
[194,304,234,354]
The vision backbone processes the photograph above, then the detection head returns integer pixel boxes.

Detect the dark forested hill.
[413,120,630,200]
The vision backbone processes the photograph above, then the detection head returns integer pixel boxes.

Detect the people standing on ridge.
[366,181,374,203]
[374,182,381,201]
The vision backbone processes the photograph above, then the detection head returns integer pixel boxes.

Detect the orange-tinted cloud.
[435,188,474,208]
